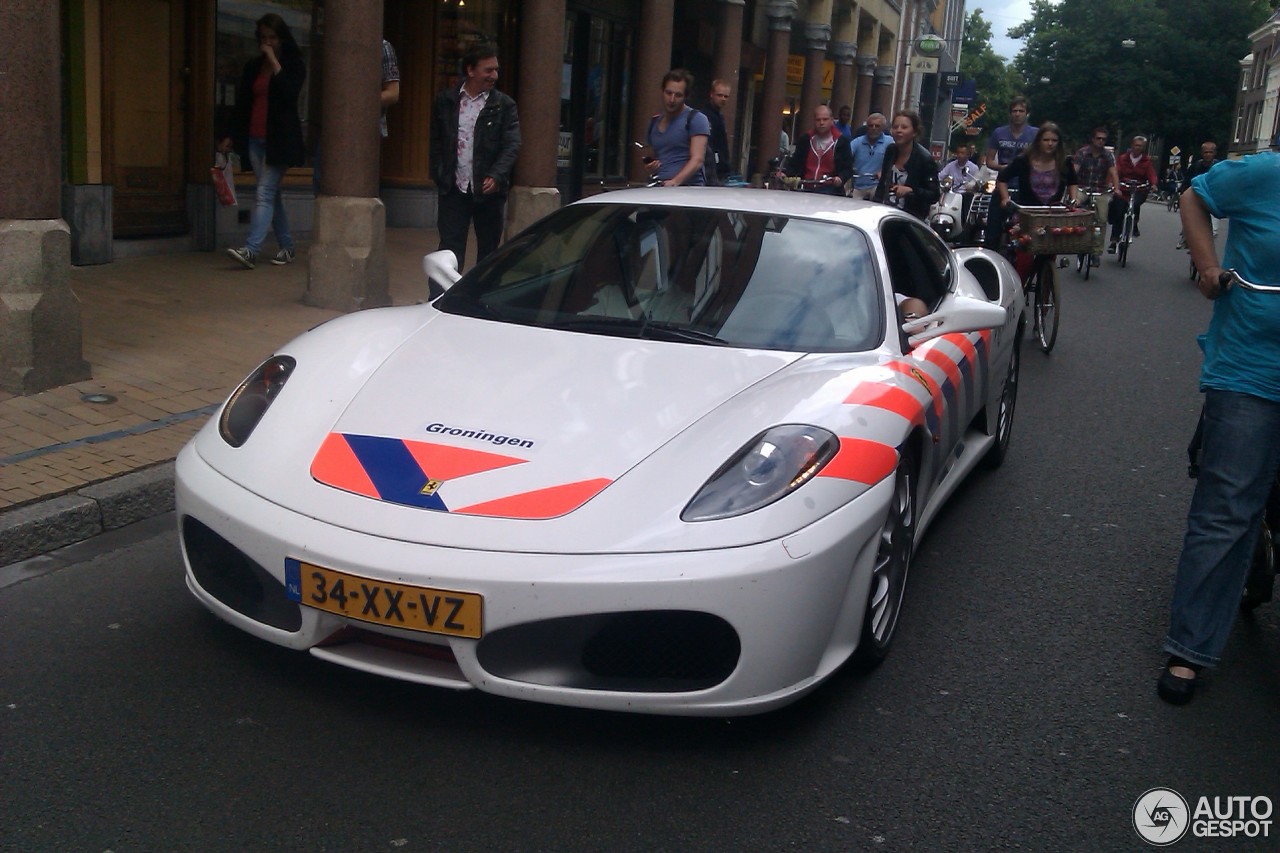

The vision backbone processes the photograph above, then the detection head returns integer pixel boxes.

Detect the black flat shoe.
[1157,656,1202,705]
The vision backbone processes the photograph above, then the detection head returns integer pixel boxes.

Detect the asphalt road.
[3,203,1278,852]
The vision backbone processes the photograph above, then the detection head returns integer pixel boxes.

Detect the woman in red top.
[219,14,306,269]
[1108,135,1159,251]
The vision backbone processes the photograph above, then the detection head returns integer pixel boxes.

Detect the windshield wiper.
[638,322,727,345]
[547,316,726,345]
[547,315,646,337]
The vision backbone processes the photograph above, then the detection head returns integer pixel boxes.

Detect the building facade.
[1230,9,1280,157]
[4,0,965,393]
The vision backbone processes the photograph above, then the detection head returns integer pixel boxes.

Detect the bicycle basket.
[1014,207,1097,255]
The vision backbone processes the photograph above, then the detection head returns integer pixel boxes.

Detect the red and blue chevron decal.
[311,433,526,512]
[310,433,612,519]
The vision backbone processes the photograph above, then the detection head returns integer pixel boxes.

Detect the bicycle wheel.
[1190,256,1197,281]
[1118,216,1132,268]
[1032,260,1059,353]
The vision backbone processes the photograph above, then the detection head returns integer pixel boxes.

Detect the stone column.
[713,0,747,159]
[508,0,565,236]
[0,1,90,393]
[305,0,388,311]
[891,1,915,112]
[829,41,856,123]
[629,0,676,183]
[872,65,896,117]
[754,1,798,181]
[799,23,831,133]
[853,57,877,126]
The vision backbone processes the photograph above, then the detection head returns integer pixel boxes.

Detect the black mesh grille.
[182,517,301,631]
[582,611,740,684]
[477,610,740,692]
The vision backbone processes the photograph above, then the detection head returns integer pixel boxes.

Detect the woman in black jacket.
[873,110,940,219]
[219,13,306,269]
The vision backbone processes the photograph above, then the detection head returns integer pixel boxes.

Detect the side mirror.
[902,291,1008,347]
[422,250,461,300]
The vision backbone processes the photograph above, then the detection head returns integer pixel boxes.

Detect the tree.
[1007,0,1272,160]
[955,9,1026,150]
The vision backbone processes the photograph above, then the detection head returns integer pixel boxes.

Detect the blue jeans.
[246,138,293,255]
[1165,389,1280,667]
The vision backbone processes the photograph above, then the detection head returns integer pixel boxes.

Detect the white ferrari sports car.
[177,188,1025,716]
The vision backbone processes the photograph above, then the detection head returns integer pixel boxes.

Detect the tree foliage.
[955,9,1026,149]
[1006,0,1273,163]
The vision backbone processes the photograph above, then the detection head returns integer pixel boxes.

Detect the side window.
[880,218,953,309]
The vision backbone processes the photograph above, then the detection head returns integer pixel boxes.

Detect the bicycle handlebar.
[1218,269,1280,293]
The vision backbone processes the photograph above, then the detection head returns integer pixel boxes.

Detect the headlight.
[682,425,840,521]
[218,355,296,447]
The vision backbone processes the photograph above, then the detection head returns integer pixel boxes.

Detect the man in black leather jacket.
[430,43,521,270]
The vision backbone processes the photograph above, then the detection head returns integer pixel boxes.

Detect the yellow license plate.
[285,559,483,638]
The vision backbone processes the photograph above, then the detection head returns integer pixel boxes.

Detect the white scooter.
[929,163,989,246]
[928,176,968,245]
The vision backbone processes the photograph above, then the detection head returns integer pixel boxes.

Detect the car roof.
[572,187,906,230]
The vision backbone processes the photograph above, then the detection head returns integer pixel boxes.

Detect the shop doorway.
[103,0,189,236]
[560,10,632,201]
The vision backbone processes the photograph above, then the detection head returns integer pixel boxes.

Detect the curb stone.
[0,463,176,567]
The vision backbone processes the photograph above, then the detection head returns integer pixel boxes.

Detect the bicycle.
[1072,189,1109,280]
[1166,178,1183,211]
[1004,203,1090,353]
[1113,180,1151,268]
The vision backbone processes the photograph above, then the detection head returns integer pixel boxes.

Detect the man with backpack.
[643,68,710,186]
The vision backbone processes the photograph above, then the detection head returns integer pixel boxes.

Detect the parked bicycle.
[1113,179,1151,268]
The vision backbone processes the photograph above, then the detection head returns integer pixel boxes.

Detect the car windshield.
[435,204,884,352]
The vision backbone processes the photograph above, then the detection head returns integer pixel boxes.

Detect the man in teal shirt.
[1159,150,1280,705]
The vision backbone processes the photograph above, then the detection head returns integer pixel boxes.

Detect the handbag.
[212,152,237,206]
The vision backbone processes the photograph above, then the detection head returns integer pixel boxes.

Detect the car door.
[881,217,985,485]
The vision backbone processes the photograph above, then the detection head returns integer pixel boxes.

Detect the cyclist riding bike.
[995,122,1078,352]
[1072,127,1121,268]
[1107,134,1158,254]
[1165,164,1185,210]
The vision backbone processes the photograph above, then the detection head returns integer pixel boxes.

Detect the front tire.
[853,447,918,669]
[982,331,1021,469]
[1033,261,1059,353]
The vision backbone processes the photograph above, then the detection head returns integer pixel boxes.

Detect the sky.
[977,0,1034,62]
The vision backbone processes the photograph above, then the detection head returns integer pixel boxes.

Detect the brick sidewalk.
[0,227,439,554]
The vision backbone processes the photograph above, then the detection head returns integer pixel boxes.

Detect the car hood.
[192,310,903,552]
[312,315,797,519]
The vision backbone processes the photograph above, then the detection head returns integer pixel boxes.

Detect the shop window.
[214,1,321,174]
[561,12,633,185]
[433,1,514,97]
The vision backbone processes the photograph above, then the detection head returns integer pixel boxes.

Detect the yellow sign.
[785,55,835,88]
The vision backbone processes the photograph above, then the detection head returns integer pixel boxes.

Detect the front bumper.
[176,444,892,716]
